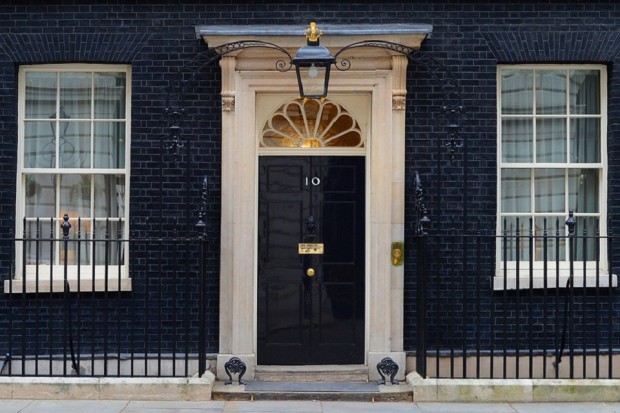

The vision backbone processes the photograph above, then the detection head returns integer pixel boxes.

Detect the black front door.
[257,156,365,365]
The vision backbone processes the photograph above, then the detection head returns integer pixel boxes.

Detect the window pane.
[502,119,532,162]
[25,220,54,266]
[95,72,126,119]
[570,70,600,114]
[60,72,91,119]
[94,122,125,168]
[501,169,530,213]
[25,72,56,119]
[59,174,91,219]
[569,169,599,213]
[536,70,566,115]
[500,216,531,261]
[574,217,599,261]
[501,70,533,115]
[535,169,565,213]
[534,217,566,262]
[60,121,91,168]
[94,175,125,218]
[24,121,55,168]
[570,118,600,163]
[69,218,92,239]
[94,220,125,265]
[25,174,55,218]
[536,118,566,163]
[60,218,89,265]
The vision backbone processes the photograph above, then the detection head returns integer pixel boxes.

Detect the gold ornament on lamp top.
[304,22,322,43]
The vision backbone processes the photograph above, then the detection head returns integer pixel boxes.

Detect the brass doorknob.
[306,268,315,277]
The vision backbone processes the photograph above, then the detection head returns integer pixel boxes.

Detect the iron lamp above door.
[291,22,336,99]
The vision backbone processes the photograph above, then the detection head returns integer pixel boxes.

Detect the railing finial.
[61,214,71,240]
[565,210,576,236]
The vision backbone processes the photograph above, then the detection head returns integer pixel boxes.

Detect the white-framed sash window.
[496,65,614,290]
[10,64,131,292]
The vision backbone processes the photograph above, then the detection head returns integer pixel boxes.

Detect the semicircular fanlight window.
[260,98,364,148]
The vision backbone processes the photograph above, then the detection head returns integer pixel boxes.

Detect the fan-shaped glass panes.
[261,99,363,148]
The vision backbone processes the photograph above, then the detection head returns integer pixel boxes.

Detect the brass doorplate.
[298,243,324,254]
[391,242,404,266]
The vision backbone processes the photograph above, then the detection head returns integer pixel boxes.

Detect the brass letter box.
[298,243,324,254]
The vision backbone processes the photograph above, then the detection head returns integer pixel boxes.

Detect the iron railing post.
[416,230,427,377]
[196,176,209,377]
[554,211,576,376]
[413,171,430,378]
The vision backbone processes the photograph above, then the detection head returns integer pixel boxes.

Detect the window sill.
[493,272,617,290]
[3,278,132,294]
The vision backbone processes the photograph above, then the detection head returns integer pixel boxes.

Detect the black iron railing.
[414,213,619,379]
[0,215,210,377]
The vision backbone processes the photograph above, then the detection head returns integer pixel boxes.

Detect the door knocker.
[305,215,317,239]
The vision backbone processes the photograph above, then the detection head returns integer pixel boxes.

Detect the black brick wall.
[0,0,618,363]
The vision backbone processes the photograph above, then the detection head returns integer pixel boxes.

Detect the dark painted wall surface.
[0,1,618,364]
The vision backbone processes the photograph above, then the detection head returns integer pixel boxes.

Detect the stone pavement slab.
[219,400,322,412]
[321,401,419,412]
[0,400,34,413]
[417,402,516,412]
[18,400,130,413]
[124,400,225,412]
[511,402,616,413]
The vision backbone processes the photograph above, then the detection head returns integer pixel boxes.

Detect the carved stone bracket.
[221,91,235,112]
[220,56,236,112]
[224,357,247,385]
[376,357,400,385]
[391,55,408,111]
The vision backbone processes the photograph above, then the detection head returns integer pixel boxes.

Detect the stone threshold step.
[255,364,369,382]
[212,380,411,402]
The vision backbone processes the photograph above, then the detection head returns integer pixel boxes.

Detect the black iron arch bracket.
[162,40,295,235]
[333,40,465,161]
[164,40,293,157]
[164,39,465,160]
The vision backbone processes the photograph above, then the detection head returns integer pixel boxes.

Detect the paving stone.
[322,401,420,413]
[19,400,129,413]
[511,402,615,413]
[125,400,225,412]
[221,400,322,412]
[417,402,516,413]
[0,400,34,413]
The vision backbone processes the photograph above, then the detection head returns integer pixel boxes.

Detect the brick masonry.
[0,1,618,367]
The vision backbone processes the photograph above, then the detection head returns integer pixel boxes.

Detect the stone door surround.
[196,23,431,381]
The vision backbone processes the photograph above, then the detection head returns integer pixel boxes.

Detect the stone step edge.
[254,365,369,382]
[0,372,216,401]
[211,380,411,402]
[407,372,620,402]
[212,391,411,402]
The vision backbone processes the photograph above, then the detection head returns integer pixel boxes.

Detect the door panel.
[258,156,365,365]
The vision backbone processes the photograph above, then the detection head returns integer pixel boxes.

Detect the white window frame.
[7,64,131,293]
[495,64,615,290]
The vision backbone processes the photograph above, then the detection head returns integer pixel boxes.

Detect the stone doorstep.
[406,372,620,402]
[254,364,369,382]
[211,380,412,402]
